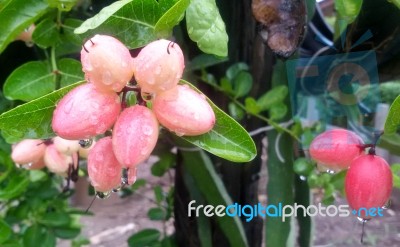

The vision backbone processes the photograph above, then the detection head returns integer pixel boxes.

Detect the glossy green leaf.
[32,19,59,48]
[62,18,83,46]
[233,71,253,98]
[391,164,400,188]
[154,186,164,204]
[257,85,288,111]
[58,58,84,87]
[187,54,228,71]
[226,63,249,80]
[54,227,80,239]
[181,150,249,247]
[0,81,84,143]
[186,0,228,57]
[38,212,71,227]
[128,229,161,247]
[384,95,400,135]
[180,80,256,163]
[245,97,260,114]
[3,61,54,101]
[0,219,12,244]
[269,103,287,121]
[228,102,245,121]
[390,0,400,8]
[335,0,362,23]
[293,158,314,176]
[0,173,29,200]
[147,207,166,220]
[74,0,188,49]
[0,0,49,53]
[23,225,56,247]
[47,0,77,11]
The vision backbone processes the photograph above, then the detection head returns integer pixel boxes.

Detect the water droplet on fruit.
[63,98,74,114]
[112,185,121,192]
[96,191,111,199]
[103,71,113,85]
[142,125,153,136]
[141,92,153,102]
[382,199,392,209]
[299,175,306,181]
[326,169,335,174]
[79,139,93,148]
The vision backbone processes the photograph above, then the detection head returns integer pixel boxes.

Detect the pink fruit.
[345,154,393,219]
[44,144,75,175]
[112,105,159,168]
[11,139,46,165]
[28,157,46,170]
[52,83,121,140]
[15,24,35,43]
[87,137,122,192]
[153,85,215,136]
[53,136,80,155]
[309,129,364,171]
[81,35,133,93]
[133,39,184,94]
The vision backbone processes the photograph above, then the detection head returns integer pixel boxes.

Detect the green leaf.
[293,158,314,176]
[0,219,12,244]
[232,71,253,98]
[154,0,190,33]
[38,212,71,227]
[29,170,47,182]
[0,0,49,53]
[269,103,287,121]
[226,63,249,80]
[335,0,362,23]
[3,61,55,101]
[180,80,256,163]
[127,229,161,247]
[54,227,80,239]
[245,97,260,114]
[384,95,400,135]
[257,85,288,111]
[58,58,84,87]
[46,0,78,11]
[181,150,249,247]
[186,0,229,57]
[390,0,400,8]
[391,164,400,188]
[23,225,56,247]
[228,102,245,121]
[147,207,166,221]
[32,19,59,48]
[62,18,83,46]
[74,0,187,49]
[154,186,164,204]
[0,173,29,200]
[151,152,175,177]
[0,81,84,143]
[187,54,228,71]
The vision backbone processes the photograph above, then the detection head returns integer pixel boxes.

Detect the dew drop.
[121,168,129,185]
[112,185,121,193]
[326,169,335,174]
[63,98,74,114]
[102,71,113,85]
[382,199,391,209]
[96,191,111,199]
[79,139,93,148]
[141,92,153,102]
[299,175,306,181]
[142,125,153,136]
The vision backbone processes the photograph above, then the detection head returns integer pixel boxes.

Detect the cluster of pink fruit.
[48,35,215,195]
[309,129,393,220]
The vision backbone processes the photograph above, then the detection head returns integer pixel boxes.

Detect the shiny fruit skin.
[345,154,393,219]
[309,129,364,171]
[11,139,46,165]
[52,83,121,140]
[112,105,159,168]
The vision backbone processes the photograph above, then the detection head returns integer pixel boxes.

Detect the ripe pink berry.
[44,144,76,176]
[28,158,46,170]
[345,154,393,219]
[15,24,35,43]
[53,136,80,155]
[152,85,215,136]
[81,35,133,93]
[87,137,122,192]
[11,139,46,165]
[52,83,121,140]
[309,129,364,171]
[133,39,184,94]
[112,105,159,168]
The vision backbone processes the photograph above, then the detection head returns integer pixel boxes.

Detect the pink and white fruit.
[153,85,215,136]
[81,35,133,93]
[15,24,35,43]
[53,136,80,155]
[87,137,122,192]
[44,144,76,175]
[345,154,393,219]
[133,39,184,94]
[112,105,159,168]
[28,158,46,170]
[52,83,121,140]
[11,139,46,165]
[309,129,364,171]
